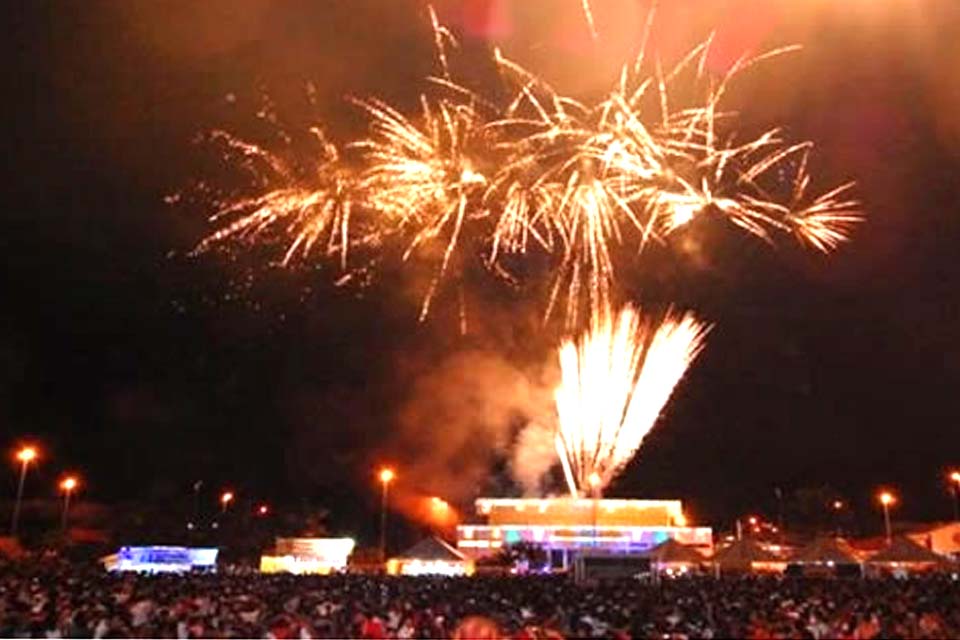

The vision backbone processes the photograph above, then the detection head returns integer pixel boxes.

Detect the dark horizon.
[5,0,960,544]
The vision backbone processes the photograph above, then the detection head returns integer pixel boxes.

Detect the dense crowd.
[0,560,959,639]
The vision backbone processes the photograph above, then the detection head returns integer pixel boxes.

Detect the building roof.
[712,538,779,566]
[867,536,950,565]
[790,536,859,565]
[396,537,466,562]
[642,538,705,564]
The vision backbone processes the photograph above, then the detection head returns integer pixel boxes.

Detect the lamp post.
[949,471,960,523]
[378,468,395,562]
[878,491,895,545]
[832,500,844,537]
[588,472,601,548]
[10,446,37,536]
[191,481,203,530]
[59,476,78,533]
[220,491,234,515]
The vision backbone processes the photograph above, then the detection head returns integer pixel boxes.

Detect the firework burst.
[193,7,860,327]
[351,95,495,319]
[195,128,356,269]
[553,305,710,497]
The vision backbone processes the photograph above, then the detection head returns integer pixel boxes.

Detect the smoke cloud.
[509,420,560,496]
[387,348,558,504]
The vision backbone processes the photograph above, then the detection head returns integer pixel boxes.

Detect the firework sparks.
[553,305,709,496]
[195,128,356,269]
[351,96,494,319]
[194,7,860,326]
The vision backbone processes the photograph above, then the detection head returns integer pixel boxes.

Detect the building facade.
[457,497,712,569]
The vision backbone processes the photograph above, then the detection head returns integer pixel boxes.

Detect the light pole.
[220,491,234,515]
[59,476,78,533]
[588,472,601,548]
[878,491,896,545]
[10,446,37,536]
[378,468,394,562]
[949,471,960,523]
[191,480,203,529]
[832,500,844,537]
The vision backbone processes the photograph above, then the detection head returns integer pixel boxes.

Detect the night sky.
[5,0,960,540]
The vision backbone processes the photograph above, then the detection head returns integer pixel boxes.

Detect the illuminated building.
[101,546,218,573]
[457,498,712,569]
[259,537,355,575]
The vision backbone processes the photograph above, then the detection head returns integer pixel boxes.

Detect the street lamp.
[220,491,234,514]
[10,446,38,536]
[832,500,845,537]
[878,491,896,545]
[378,468,395,562]
[949,471,960,522]
[59,476,78,533]
[588,472,601,547]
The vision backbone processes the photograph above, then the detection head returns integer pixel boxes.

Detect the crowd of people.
[0,559,958,639]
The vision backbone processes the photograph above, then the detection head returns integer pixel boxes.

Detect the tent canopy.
[395,537,466,562]
[642,538,705,564]
[868,536,949,565]
[790,537,859,565]
[713,539,778,567]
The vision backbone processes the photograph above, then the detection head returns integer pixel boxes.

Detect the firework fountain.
[192,4,859,499]
[554,306,709,497]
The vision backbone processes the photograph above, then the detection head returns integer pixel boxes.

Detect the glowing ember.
[553,305,709,496]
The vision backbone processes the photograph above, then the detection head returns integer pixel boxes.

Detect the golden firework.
[195,7,860,326]
[553,305,709,496]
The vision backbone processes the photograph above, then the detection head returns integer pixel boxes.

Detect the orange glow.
[950,471,960,484]
[832,500,844,510]
[379,468,395,484]
[60,476,78,492]
[587,472,602,489]
[879,491,895,507]
[221,491,234,505]
[748,516,758,526]
[16,447,37,464]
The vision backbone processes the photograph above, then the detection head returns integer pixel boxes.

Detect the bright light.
[379,468,395,484]
[221,491,234,505]
[748,516,758,526]
[832,500,844,510]
[950,471,960,484]
[431,497,449,511]
[60,476,78,492]
[879,491,895,507]
[16,447,37,464]
[588,472,602,489]
[554,306,708,496]
[257,504,269,516]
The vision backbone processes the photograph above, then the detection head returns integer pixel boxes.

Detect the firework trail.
[195,6,860,327]
[553,305,709,497]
